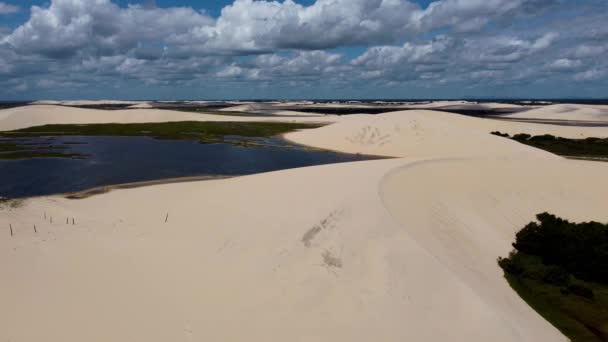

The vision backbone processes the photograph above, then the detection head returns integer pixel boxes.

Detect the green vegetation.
[0,121,324,159]
[2,121,323,141]
[0,102,28,110]
[0,198,25,209]
[155,107,264,116]
[60,104,134,110]
[0,142,86,160]
[498,213,608,341]
[0,151,87,160]
[491,131,608,160]
[0,143,27,152]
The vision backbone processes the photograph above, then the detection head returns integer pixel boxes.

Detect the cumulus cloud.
[3,0,559,57]
[166,0,422,54]
[216,50,343,81]
[574,69,607,82]
[4,0,212,57]
[547,58,583,71]
[0,0,606,98]
[0,2,19,15]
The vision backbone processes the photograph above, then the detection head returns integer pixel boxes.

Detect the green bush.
[513,213,608,284]
[567,284,594,300]
[498,213,608,341]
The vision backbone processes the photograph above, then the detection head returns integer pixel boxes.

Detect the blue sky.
[0,0,607,100]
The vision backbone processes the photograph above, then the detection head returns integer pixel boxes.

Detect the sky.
[0,0,607,100]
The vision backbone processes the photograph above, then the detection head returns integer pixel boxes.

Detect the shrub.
[512,133,532,141]
[567,284,594,300]
[491,131,510,138]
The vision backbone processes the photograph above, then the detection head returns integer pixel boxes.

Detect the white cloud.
[574,69,607,82]
[217,50,343,81]
[572,44,607,59]
[4,0,558,57]
[0,0,606,97]
[547,58,583,71]
[4,0,212,57]
[0,2,19,15]
[168,0,421,53]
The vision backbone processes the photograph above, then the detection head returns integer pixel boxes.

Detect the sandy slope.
[127,102,154,109]
[3,105,605,139]
[2,105,608,341]
[0,105,337,131]
[0,158,567,342]
[32,100,145,106]
[504,103,608,122]
[381,158,608,342]
[286,110,608,157]
[398,101,524,110]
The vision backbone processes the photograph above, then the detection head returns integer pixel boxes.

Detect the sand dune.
[286,110,608,157]
[4,105,605,139]
[382,158,608,342]
[2,104,608,341]
[127,102,154,109]
[32,100,145,106]
[504,103,608,122]
[0,105,336,131]
[1,158,568,342]
[399,101,524,110]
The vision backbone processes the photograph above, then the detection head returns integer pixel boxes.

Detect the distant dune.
[0,104,336,131]
[503,103,608,122]
[1,103,608,341]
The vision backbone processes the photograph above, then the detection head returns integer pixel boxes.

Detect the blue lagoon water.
[0,136,379,198]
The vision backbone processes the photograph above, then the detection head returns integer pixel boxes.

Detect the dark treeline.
[501,213,608,284]
[499,213,608,341]
[492,132,608,159]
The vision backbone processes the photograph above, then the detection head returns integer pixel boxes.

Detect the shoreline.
[62,175,234,199]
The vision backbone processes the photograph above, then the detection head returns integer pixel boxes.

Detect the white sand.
[32,100,145,106]
[127,102,154,109]
[2,104,608,341]
[504,103,608,122]
[286,110,608,157]
[0,105,337,131]
[398,101,524,110]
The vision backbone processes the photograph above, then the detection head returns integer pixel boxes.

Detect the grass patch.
[0,122,324,159]
[0,198,26,209]
[0,151,88,160]
[167,108,270,117]
[0,141,81,160]
[492,132,608,160]
[1,121,324,142]
[0,102,28,110]
[498,213,608,341]
[60,104,135,110]
[0,143,28,152]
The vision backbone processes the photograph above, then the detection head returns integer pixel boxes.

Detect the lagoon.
[0,135,379,198]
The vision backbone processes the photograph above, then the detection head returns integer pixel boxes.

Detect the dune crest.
[2,106,608,341]
[504,103,608,122]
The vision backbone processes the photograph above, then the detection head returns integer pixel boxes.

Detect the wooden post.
[34,225,37,233]
[44,211,47,219]
[165,213,169,223]
[72,218,75,225]
[9,224,13,237]
[66,217,69,224]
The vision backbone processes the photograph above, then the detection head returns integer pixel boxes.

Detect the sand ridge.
[2,104,608,341]
[0,104,337,131]
[503,103,608,122]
